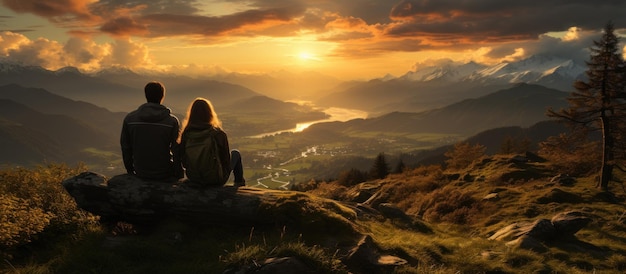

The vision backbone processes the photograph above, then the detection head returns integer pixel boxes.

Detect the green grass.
[4,220,348,274]
[4,154,626,273]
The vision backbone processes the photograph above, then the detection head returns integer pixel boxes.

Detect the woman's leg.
[230,149,245,186]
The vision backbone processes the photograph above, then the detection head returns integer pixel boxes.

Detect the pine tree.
[547,22,626,191]
[500,135,516,154]
[393,158,406,174]
[369,152,390,179]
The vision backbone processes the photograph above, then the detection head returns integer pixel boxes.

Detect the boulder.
[489,219,555,242]
[252,257,315,274]
[343,235,407,274]
[345,181,383,203]
[536,188,583,204]
[377,203,412,222]
[62,172,360,239]
[550,174,576,186]
[551,211,592,235]
[506,235,548,253]
[483,193,499,201]
[490,211,592,252]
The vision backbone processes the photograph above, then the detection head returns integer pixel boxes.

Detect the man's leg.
[230,149,245,186]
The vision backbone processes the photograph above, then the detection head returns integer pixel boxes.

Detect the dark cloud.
[7,0,624,43]
[100,16,148,36]
[387,0,626,42]
[1,0,95,21]
[133,6,306,37]
[525,31,595,61]
[232,0,396,24]
[0,28,35,33]
[91,0,200,16]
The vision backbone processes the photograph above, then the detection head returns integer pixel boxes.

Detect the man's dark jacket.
[121,102,183,179]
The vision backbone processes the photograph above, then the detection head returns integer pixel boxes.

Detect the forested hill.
[303,83,569,137]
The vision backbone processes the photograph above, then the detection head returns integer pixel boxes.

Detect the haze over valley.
[0,56,579,184]
[0,0,623,185]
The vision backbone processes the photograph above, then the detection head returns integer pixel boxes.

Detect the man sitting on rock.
[120,81,183,181]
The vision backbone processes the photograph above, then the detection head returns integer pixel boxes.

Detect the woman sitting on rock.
[179,97,245,187]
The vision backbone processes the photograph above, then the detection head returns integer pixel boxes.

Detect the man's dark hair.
[145,81,165,103]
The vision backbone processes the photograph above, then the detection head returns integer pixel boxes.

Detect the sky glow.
[0,1,624,80]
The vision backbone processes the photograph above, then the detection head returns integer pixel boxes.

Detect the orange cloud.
[103,38,151,68]
[63,36,108,70]
[6,37,65,68]
[100,16,149,37]
[0,31,152,71]
[134,6,305,37]
[0,31,30,55]
[2,0,98,22]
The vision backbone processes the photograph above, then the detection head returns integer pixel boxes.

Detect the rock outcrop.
[63,172,360,238]
[63,172,416,273]
[489,210,592,252]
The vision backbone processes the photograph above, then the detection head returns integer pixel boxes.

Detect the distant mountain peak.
[401,61,487,82]
[380,73,396,81]
[397,54,585,91]
[55,66,82,75]
[0,62,47,74]
[93,66,139,77]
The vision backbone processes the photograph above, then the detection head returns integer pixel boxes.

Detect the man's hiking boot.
[234,178,246,187]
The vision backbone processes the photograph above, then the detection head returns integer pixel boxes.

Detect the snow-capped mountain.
[53,66,87,78]
[402,61,487,82]
[400,55,586,91]
[0,62,48,74]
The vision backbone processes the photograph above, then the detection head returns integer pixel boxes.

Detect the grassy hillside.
[2,152,625,273]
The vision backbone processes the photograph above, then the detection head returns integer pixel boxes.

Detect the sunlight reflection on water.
[250,106,368,138]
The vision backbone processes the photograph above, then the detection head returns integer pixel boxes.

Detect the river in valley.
[247,105,368,188]
[250,106,369,138]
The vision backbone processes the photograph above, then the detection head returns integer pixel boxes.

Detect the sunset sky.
[0,0,625,80]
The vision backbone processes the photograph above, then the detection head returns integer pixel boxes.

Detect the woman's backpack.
[183,128,224,186]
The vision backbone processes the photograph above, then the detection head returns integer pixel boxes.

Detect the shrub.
[539,133,601,176]
[0,194,51,248]
[336,168,367,186]
[0,163,96,252]
[444,142,486,170]
[419,187,481,225]
[292,179,321,191]
[306,182,348,201]
[404,165,444,181]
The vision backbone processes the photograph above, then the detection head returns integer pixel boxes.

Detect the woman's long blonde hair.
[179,98,222,141]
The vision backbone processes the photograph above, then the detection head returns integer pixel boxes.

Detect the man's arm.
[120,121,135,174]
[171,118,184,179]
[219,131,232,181]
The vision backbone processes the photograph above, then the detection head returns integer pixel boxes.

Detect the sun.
[298,52,318,61]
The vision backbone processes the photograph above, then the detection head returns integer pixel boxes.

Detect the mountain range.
[400,55,585,87]
[317,54,585,114]
[0,85,120,165]
[306,83,569,137]
[0,54,581,167]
